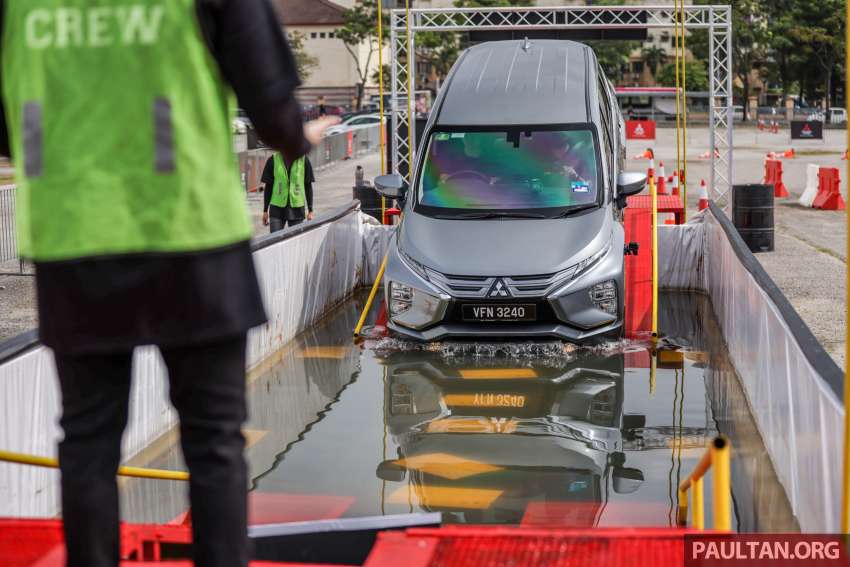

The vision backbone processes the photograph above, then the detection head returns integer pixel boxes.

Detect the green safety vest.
[2,0,251,262]
[270,154,306,209]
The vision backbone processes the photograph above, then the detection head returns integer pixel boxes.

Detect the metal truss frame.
[389,4,734,207]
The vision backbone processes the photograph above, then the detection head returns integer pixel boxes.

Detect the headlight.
[387,280,448,330]
[574,240,611,279]
[590,280,618,316]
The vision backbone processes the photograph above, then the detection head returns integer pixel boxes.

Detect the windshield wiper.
[551,205,599,218]
[434,211,547,220]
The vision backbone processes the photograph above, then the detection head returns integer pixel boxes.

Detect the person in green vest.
[262,154,315,232]
[0,1,338,566]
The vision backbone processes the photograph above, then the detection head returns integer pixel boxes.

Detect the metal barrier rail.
[0,450,188,481]
[677,436,731,530]
[0,185,17,264]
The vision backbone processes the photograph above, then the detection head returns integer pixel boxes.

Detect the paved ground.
[627,126,847,367]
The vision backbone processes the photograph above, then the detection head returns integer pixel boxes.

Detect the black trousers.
[54,335,249,567]
[269,216,303,233]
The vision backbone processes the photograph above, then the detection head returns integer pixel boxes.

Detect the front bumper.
[384,232,626,344]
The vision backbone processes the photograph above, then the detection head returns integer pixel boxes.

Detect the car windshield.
[417,128,600,215]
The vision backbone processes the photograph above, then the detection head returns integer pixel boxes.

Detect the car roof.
[435,40,595,127]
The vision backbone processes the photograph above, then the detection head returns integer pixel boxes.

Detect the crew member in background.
[0,1,337,566]
[262,153,315,232]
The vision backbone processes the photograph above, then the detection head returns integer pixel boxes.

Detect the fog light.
[389,282,413,315]
[590,281,618,315]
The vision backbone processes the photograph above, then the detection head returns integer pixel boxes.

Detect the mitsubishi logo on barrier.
[634,123,645,137]
[489,279,511,298]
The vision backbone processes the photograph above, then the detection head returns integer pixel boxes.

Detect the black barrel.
[732,184,774,253]
[353,182,384,222]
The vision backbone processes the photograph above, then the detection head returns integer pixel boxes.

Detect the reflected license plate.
[462,304,536,322]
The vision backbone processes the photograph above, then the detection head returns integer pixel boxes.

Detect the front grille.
[426,267,577,299]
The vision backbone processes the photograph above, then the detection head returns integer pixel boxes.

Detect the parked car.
[324,113,382,137]
[373,39,646,343]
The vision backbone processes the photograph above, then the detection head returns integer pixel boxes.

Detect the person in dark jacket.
[262,154,315,232]
[0,1,337,566]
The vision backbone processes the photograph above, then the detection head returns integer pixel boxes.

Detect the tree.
[288,31,317,83]
[416,32,461,90]
[641,45,667,79]
[787,0,845,110]
[691,0,771,122]
[337,0,389,110]
[656,60,709,92]
[587,41,640,84]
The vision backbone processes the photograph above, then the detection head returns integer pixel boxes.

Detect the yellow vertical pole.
[377,0,387,219]
[650,349,657,395]
[693,476,704,530]
[841,0,850,534]
[677,487,689,526]
[673,0,682,181]
[405,0,414,181]
[680,0,688,221]
[711,437,731,531]
[651,174,659,337]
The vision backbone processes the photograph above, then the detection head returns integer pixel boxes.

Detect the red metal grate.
[366,527,696,567]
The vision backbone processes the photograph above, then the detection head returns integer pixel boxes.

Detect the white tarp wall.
[659,205,844,533]
[0,204,392,518]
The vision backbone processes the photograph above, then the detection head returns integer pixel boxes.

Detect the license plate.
[462,304,536,322]
[443,393,528,409]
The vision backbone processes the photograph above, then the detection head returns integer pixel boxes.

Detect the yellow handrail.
[677,436,731,530]
[679,0,688,222]
[651,171,658,337]
[354,252,388,337]
[0,450,189,481]
[377,0,387,220]
[841,0,850,534]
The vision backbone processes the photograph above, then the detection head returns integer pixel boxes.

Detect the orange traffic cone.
[782,148,796,159]
[657,162,667,195]
[671,171,680,197]
[698,180,709,211]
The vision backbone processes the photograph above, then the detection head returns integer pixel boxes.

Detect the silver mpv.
[375,40,646,343]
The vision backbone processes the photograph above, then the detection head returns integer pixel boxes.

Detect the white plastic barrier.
[798,164,820,208]
[659,205,844,532]
[0,203,392,518]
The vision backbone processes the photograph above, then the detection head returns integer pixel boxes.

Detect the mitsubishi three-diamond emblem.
[488,279,511,298]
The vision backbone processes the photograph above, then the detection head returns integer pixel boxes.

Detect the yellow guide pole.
[377,0,387,219]
[680,0,688,221]
[841,0,850,534]
[354,253,388,337]
[405,0,414,182]
[673,0,682,181]
[692,476,704,530]
[651,174,658,337]
[0,450,189,481]
[711,437,731,531]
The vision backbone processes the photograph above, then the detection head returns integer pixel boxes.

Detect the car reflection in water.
[375,351,645,525]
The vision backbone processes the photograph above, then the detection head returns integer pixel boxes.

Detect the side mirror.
[374,174,409,200]
[617,171,647,198]
[612,467,644,494]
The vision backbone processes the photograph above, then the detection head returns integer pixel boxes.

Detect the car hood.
[398,207,613,277]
